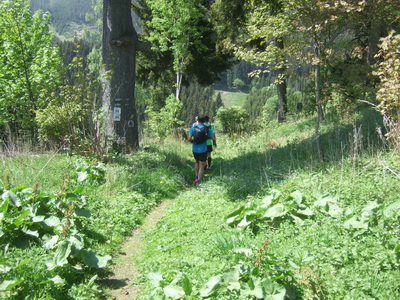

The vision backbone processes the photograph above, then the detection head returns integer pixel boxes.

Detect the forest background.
[0,0,400,299]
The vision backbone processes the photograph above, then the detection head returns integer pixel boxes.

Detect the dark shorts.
[207,145,213,153]
[193,151,207,162]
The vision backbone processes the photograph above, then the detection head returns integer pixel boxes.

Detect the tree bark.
[102,0,150,150]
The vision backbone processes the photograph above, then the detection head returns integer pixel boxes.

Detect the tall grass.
[1,108,398,299]
[135,108,400,299]
[0,141,192,299]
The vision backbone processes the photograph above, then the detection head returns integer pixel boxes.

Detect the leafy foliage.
[226,190,314,234]
[0,0,61,137]
[180,82,223,125]
[216,106,250,135]
[146,94,184,140]
[134,110,399,299]
[30,0,95,38]
[0,144,189,298]
[0,181,110,298]
[35,43,103,154]
[374,31,400,150]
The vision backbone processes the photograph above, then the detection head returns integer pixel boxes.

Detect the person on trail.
[191,115,198,127]
[203,116,216,170]
[188,115,214,186]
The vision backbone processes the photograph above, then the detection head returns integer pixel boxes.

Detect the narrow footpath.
[102,200,173,299]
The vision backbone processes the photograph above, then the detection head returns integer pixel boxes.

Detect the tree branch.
[110,36,151,52]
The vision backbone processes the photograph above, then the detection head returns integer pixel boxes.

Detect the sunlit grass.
[216,90,248,108]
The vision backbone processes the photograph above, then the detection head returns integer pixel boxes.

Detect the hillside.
[30,0,95,40]
[2,110,399,299]
[217,90,248,108]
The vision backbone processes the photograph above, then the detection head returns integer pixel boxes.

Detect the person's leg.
[196,152,208,183]
[195,160,199,177]
[193,152,200,184]
[197,161,207,181]
[207,153,212,169]
[206,145,213,169]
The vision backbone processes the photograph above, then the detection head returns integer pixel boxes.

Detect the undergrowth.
[1,109,399,299]
[0,145,191,299]
[134,109,400,299]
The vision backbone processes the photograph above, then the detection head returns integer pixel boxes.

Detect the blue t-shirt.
[189,124,214,153]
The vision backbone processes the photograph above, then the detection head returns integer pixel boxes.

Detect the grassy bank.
[134,111,400,299]
[217,90,248,108]
[1,109,399,299]
[0,144,193,299]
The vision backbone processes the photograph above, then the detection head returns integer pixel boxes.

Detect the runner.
[204,116,216,170]
[188,115,214,186]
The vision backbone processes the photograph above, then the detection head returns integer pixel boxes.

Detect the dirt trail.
[102,200,172,300]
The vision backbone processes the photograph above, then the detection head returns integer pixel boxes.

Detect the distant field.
[216,90,248,108]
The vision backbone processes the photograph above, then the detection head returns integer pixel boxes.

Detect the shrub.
[216,106,250,135]
[145,94,184,141]
[374,31,400,151]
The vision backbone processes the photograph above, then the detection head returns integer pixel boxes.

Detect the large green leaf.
[44,216,61,227]
[260,195,273,208]
[54,241,72,266]
[82,249,111,268]
[243,277,263,298]
[223,265,241,283]
[74,207,91,218]
[0,198,9,213]
[21,226,39,237]
[69,234,85,251]
[181,275,192,296]
[343,216,368,230]
[163,285,185,299]
[384,200,400,219]
[77,171,88,182]
[42,234,59,250]
[0,279,23,291]
[264,203,286,219]
[149,272,164,288]
[32,215,46,222]
[12,209,30,226]
[290,190,303,205]
[261,279,286,300]
[313,193,342,217]
[200,276,221,298]
[226,206,245,225]
[49,275,65,285]
[1,191,20,207]
[296,207,314,216]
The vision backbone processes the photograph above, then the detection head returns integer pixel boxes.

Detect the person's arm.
[212,136,216,147]
[210,127,216,147]
[188,127,194,143]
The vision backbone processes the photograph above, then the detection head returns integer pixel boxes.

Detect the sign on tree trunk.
[102,0,150,151]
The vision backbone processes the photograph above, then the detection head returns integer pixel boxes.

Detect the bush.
[233,78,245,90]
[216,106,250,135]
[374,31,400,151]
[145,94,184,141]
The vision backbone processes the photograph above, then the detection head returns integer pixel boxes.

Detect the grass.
[1,108,399,299]
[0,153,77,192]
[133,109,400,299]
[216,90,248,108]
[0,145,192,299]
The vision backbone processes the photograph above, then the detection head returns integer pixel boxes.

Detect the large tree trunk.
[102,0,149,150]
